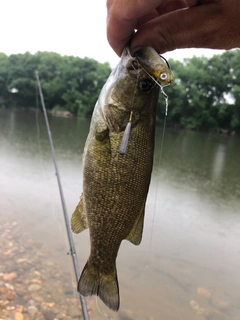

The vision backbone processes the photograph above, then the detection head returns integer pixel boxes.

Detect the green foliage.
[157,49,240,132]
[0,49,240,132]
[0,51,111,115]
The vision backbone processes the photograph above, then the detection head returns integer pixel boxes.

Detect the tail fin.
[78,261,120,311]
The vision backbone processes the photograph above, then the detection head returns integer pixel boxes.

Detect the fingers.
[107,0,163,20]
[107,0,162,56]
[130,2,240,54]
[106,0,187,56]
[107,0,240,56]
[106,10,158,57]
[155,0,188,15]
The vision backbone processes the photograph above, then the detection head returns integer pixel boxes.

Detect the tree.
[0,53,10,107]
[0,51,111,113]
[0,49,240,133]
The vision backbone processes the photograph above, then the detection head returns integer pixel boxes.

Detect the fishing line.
[95,297,114,320]
[143,110,168,286]
[148,111,168,250]
[138,61,169,246]
[121,53,170,247]
[139,64,170,116]
[119,53,170,155]
[136,66,169,270]
[122,55,170,293]
[35,71,89,320]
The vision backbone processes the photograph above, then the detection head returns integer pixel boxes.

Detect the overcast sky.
[0,0,225,67]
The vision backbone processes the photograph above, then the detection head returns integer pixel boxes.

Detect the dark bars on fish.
[35,71,90,320]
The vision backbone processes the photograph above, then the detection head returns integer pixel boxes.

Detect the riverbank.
[0,106,237,135]
[0,215,92,320]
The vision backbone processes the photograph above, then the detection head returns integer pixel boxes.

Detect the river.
[0,108,240,320]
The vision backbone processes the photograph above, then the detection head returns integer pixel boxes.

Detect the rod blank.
[35,71,89,320]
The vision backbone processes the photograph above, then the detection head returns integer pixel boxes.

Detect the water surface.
[0,109,240,319]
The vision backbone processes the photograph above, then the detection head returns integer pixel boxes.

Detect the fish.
[71,46,173,311]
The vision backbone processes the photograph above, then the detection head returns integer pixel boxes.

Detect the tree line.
[0,51,111,118]
[164,49,240,133]
[0,49,240,132]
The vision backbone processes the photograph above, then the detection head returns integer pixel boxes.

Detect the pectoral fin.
[125,204,145,245]
[95,125,109,141]
[71,194,88,233]
[94,115,109,141]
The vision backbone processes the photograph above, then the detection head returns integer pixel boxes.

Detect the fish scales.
[71,47,173,311]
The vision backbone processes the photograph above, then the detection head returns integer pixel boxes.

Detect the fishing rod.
[35,71,89,320]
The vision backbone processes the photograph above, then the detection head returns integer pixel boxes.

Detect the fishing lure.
[119,48,173,155]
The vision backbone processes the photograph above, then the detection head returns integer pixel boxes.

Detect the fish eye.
[160,73,168,81]
[139,79,153,92]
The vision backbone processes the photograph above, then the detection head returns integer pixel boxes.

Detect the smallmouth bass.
[71,47,173,311]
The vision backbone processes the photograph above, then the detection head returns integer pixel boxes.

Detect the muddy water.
[0,108,240,319]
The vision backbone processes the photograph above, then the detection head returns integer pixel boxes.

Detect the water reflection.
[212,143,226,181]
[1,109,240,319]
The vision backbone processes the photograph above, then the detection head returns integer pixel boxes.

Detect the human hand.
[107,0,240,56]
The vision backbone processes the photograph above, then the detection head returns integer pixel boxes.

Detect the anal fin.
[125,203,145,245]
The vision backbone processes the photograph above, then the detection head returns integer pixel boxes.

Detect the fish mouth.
[124,46,174,86]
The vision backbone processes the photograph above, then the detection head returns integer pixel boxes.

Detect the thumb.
[130,3,240,54]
